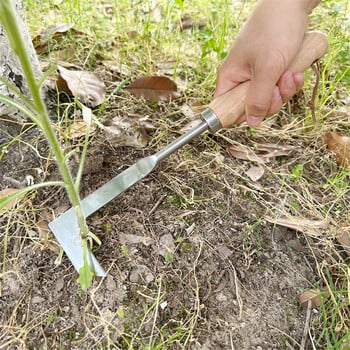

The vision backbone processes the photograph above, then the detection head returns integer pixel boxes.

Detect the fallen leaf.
[101,115,152,148]
[0,188,20,211]
[324,131,350,167]
[245,166,265,181]
[68,119,97,139]
[299,288,330,308]
[32,23,84,53]
[56,65,106,107]
[35,218,60,253]
[265,216,328,235]
[129,265,154,284]
[180,14,206,30]
[119,233,154,246]
[227,142,296,163]
[336,224,350,256]
[125,76,180,102]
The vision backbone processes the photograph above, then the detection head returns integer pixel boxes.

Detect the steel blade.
[48,154,158,276]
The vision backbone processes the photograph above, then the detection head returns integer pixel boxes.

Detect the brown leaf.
[119,233,154,246]
[125,76,180,102]
[36,218,60,253]
[56,65,106,107]
[299,288,330,308]
[245,166,265,181]
[180,14,206,30]
[264,216,328,234]
[0,188,20,211]
[67,119,97,140]
[336,224,350,256]
[102,115,152,148]
[227,143,296,163]
[32,23,77,53]
[324,131,350,167]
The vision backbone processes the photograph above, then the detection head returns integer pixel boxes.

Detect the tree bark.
[0,0,45,189]
[0,0,41,119]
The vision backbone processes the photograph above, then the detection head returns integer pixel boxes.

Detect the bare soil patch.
[0,85,331,349]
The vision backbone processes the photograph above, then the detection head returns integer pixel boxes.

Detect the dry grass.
[1,0,349,349]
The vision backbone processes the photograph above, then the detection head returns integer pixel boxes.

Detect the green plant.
[315,266,350,349]
[0,0,97,290]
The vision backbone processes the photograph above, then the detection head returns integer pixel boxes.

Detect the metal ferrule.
[201,108,222,133]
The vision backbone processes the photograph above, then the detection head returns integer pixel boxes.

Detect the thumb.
[245,63,283,127]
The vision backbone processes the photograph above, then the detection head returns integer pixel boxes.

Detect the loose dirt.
[0,93,325,349]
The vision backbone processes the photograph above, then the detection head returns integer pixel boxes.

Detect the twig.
[309,60,321,123]
[300,299,312,350]
[148,194,166,216]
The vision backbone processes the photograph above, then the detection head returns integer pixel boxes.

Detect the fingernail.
[246,115,263,127]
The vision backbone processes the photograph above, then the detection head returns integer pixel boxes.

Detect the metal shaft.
[154,108,221,163]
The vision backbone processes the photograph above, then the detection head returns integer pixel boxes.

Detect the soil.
[0,91,324,350]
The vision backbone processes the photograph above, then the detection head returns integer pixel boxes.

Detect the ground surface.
[1,1,350,349]
[0,89,339,349]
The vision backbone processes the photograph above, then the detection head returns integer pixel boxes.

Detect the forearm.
[302,0,321,14]
[256,0,320,14]
[256,0,321,14]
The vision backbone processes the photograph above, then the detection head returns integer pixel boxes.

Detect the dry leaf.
[36,218,60,253]
[32,23,81,53]
[68,119,97,139]
[336,224,350,256]
[227,142,296,163]
[299,288,330,308]
[102,115,152,148]
[0,188,20,211]
[325,131,350,167]
[180,14,206,30]
[125,76,180,102]
[245,166,265,181]
[57,65,106,107]
[119,233,154,246]
[265,216,328,235]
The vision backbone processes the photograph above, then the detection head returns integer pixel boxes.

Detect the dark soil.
[0,100,321,349]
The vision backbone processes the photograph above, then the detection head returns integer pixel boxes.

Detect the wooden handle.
[207,31,328,128]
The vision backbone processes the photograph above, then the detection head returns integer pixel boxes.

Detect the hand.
[214,0,313,127]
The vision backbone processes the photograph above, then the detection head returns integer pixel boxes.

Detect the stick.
[300,299,312,350]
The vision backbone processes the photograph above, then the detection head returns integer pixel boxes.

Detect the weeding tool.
[49,31,328,277]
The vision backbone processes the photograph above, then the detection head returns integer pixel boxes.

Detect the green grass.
[1,0,349,349]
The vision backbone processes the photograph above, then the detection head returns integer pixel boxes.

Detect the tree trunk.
[0,0,41,119]
[0,0,45,189]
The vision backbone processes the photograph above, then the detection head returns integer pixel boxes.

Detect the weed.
[1,0,349,349]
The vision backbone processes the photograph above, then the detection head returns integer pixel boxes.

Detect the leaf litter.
[124,76,181,102]
[1,5,350,350]
[2,67,349,349]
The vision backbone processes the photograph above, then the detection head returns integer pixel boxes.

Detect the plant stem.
[0,1,93,268]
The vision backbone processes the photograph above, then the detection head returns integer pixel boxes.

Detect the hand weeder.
[49,31,328,277]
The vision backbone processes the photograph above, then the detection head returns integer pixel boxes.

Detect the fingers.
[246,70,304,127]
[214,76,239,99]
[277,71,304,102]
[245,55,285,127]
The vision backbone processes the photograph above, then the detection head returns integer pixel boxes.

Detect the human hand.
[214,0,316,127]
